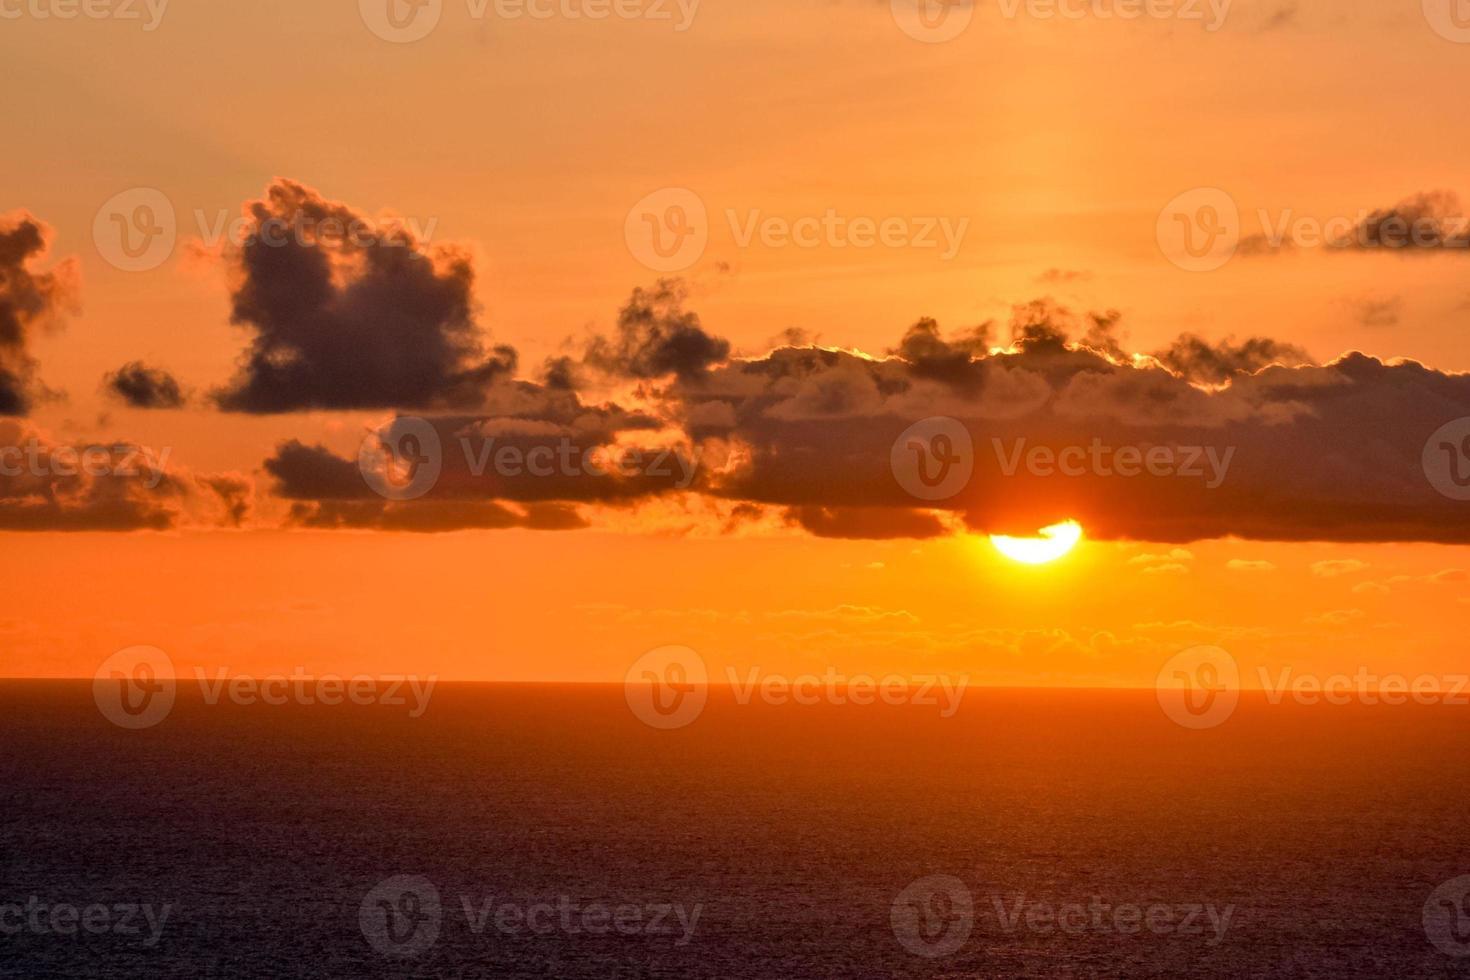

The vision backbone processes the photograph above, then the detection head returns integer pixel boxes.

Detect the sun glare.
[989,520,1084,565]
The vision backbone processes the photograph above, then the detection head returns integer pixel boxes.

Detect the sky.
[2,0,1469,684]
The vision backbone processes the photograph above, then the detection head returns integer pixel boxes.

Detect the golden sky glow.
[2,0,1469,684]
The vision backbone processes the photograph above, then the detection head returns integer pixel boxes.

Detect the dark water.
[2,682,1469,978]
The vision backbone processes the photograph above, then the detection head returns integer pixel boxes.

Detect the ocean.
[2,682,1468,978]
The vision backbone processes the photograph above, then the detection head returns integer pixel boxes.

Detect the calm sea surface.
[1,682,1468,978]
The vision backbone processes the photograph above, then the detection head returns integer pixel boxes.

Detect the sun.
[989,520,1083,565]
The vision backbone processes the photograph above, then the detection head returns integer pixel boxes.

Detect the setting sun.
[989,520,1084,565]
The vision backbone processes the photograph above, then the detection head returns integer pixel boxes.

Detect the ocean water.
[1,682,1468,978]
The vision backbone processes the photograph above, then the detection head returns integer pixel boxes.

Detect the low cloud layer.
[254,289,1470,545]
[0,420,246,531]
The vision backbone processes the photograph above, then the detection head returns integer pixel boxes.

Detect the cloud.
[234,287,1470,545]
[584,279,731,382]
[0,420,242,531]
[212,179,514,413]
[0,213,78,415]
[1036,268,1092,284]
[671,302,1470,544]
[1343,294,1403,328]
[262,387,692,531]
[103,361,187,409]
[1226,559,1277,572]
[1310,559,1368,577]
[1152,334,1313,385]
[1241,191,1470,257]
[783,505,948,540]
[1340,192,1470,253]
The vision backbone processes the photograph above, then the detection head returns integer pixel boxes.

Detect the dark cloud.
[284,498,587,534]
[212,179,514,413]
[1241,191,1470,256]
[1344,295,1403,329]
[0,420,242,531]
[585,280,731,382]
[673,306,1470,544]
[0,214,77,415]
[1036,268,1092,284]
[1153,334,1312,385]
[242,287,1470,545]
[263,380,694,531]
[1343,192,1469,252]
[891,318,992,391]
[785,505,947,540]
[104,361,186,409]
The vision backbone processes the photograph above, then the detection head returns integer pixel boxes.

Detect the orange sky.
[2,0,1469,682]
